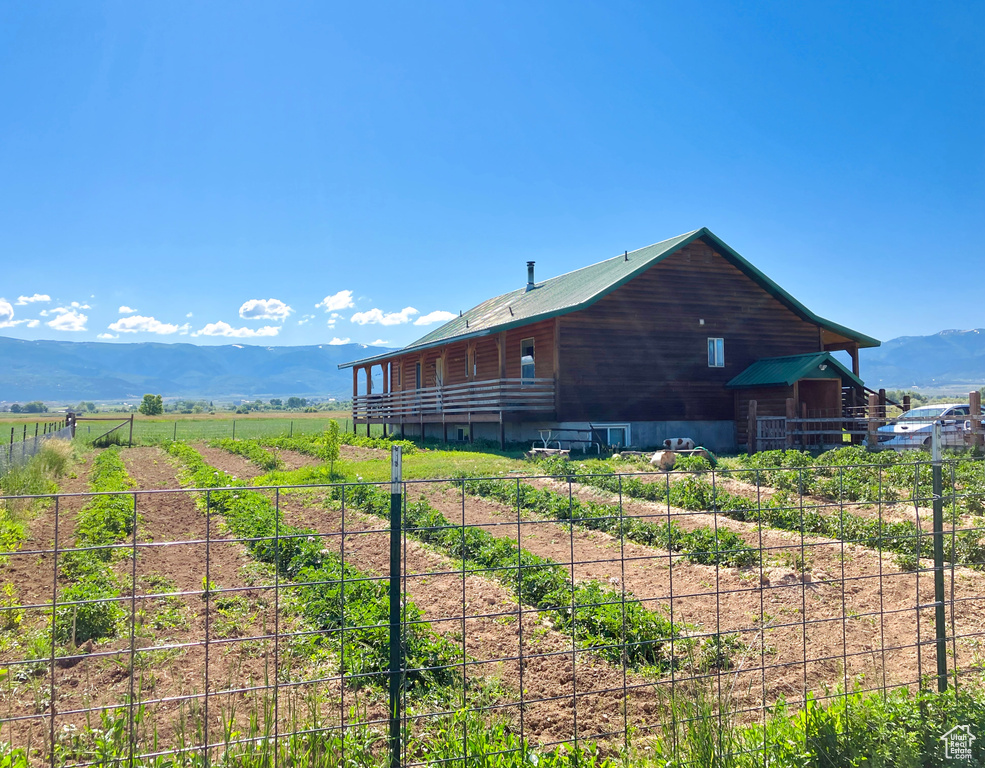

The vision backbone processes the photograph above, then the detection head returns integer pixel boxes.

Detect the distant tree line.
[8,401,48,413]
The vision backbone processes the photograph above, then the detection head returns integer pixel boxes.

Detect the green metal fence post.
[388,446,403,768]
[931,420,948,692]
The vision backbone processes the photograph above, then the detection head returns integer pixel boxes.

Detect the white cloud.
[192,321,280,338]
[97,332,118,340]
[47,308,87,332]
[370,339,390,346]
[70,301,91,310]
[413,310,457,326]
[186,311,193,318]
[239,298,293,321]
[108,315,180,335]
[16,294,50,305]
[350,306,418,326]
[0,299,13,323]
[118,306,137,314]
[316,290,355,312]
[297,313,315,326]
[26,319,39,328]
[178,323,191,335]
[328,337,351,345]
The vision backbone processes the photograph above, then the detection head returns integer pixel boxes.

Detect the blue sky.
[0,1,981,350]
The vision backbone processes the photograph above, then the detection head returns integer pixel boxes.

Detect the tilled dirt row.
[415,476,985,712]
[201,443,666,746]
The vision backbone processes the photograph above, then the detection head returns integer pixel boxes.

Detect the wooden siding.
[383,320,555,394]
[557,238,822,422]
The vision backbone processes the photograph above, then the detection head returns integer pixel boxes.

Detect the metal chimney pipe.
[526,261,535,292]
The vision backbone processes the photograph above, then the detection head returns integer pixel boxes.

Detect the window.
[594,423,630,448]
[520,338,535,381]
[707,337,725,368]
[415,362,422,389]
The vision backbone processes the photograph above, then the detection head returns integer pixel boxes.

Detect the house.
[339,228,879,451]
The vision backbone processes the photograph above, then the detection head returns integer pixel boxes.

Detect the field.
[1,412,385,447]
[2,436,985,766]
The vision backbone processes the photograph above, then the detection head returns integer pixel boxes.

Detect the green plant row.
[460,474,757,568]
[209,438,283,471]
[735,445,985,520]
[164,441,458,692]
[538,456,985,571]
[56,448,137,644]
[259,430,416,457]
[332,481,686,670]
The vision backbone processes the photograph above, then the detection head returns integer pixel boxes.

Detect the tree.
[324,420,341,478]
[22,401,48,413]
[9,404,21,413]
[286,397,307,410]
[139,394,164,416]
[269,398,282,408]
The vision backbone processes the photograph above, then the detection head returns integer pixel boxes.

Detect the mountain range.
[860,329,985,391]
[1,329,984,404]
[0,336,387,402]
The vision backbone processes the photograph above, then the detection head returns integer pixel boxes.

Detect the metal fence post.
[388,446,403,768]
[931,420,948,692]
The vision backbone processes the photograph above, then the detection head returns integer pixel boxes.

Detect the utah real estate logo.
[941,724,976,761]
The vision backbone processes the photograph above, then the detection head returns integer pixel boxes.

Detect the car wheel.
[922,436,932,450]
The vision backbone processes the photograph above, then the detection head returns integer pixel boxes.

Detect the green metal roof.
[726,352,864,389]
[339,227,880,369]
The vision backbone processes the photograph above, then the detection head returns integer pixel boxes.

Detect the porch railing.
[352,377,555,421]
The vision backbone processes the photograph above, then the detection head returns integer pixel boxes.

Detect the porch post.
[970,391,983,450]
[867,394,880,449]
[747,399,757,455]
[785,398,797,449]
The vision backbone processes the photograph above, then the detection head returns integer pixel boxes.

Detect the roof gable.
[726,352,863,389]
[340,228,879,369]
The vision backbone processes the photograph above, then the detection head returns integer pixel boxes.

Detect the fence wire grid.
[2,456,985,767]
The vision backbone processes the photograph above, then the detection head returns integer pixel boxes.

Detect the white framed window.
[594,423,630,448]
[707,337,725,368]
[520,337,535,381]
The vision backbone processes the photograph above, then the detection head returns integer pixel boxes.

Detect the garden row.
[537,455,985,571]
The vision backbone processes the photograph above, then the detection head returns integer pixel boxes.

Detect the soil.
[6,443,985,761]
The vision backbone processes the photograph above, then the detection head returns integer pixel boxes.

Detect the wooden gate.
[757,416,786,451]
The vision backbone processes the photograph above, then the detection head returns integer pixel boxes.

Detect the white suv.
[876,403,972,450]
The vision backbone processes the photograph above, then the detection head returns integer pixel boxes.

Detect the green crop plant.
[51,448,138,644]
[536,455,985,571]
[165,441,459,693]
[332,481,688,670]
[462,472,757,569]
[210,438,283,471]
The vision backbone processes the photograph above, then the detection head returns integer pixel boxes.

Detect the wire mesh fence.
[0,424,74,476]
[2,453,985,766]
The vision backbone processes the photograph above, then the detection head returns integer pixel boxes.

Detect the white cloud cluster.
[316,290,355,312]
[297,313,315,326]
[239,298,293,321]
[119,306,137,314]
[414,310,457,326]
[47,307,87,332]
[328,337,351,345]
[16,294,50,305]
[108,315,181,335]
[192,321,280,338]
[350,306,419,326]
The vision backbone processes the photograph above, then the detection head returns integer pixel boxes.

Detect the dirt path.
[419,478,985,713]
